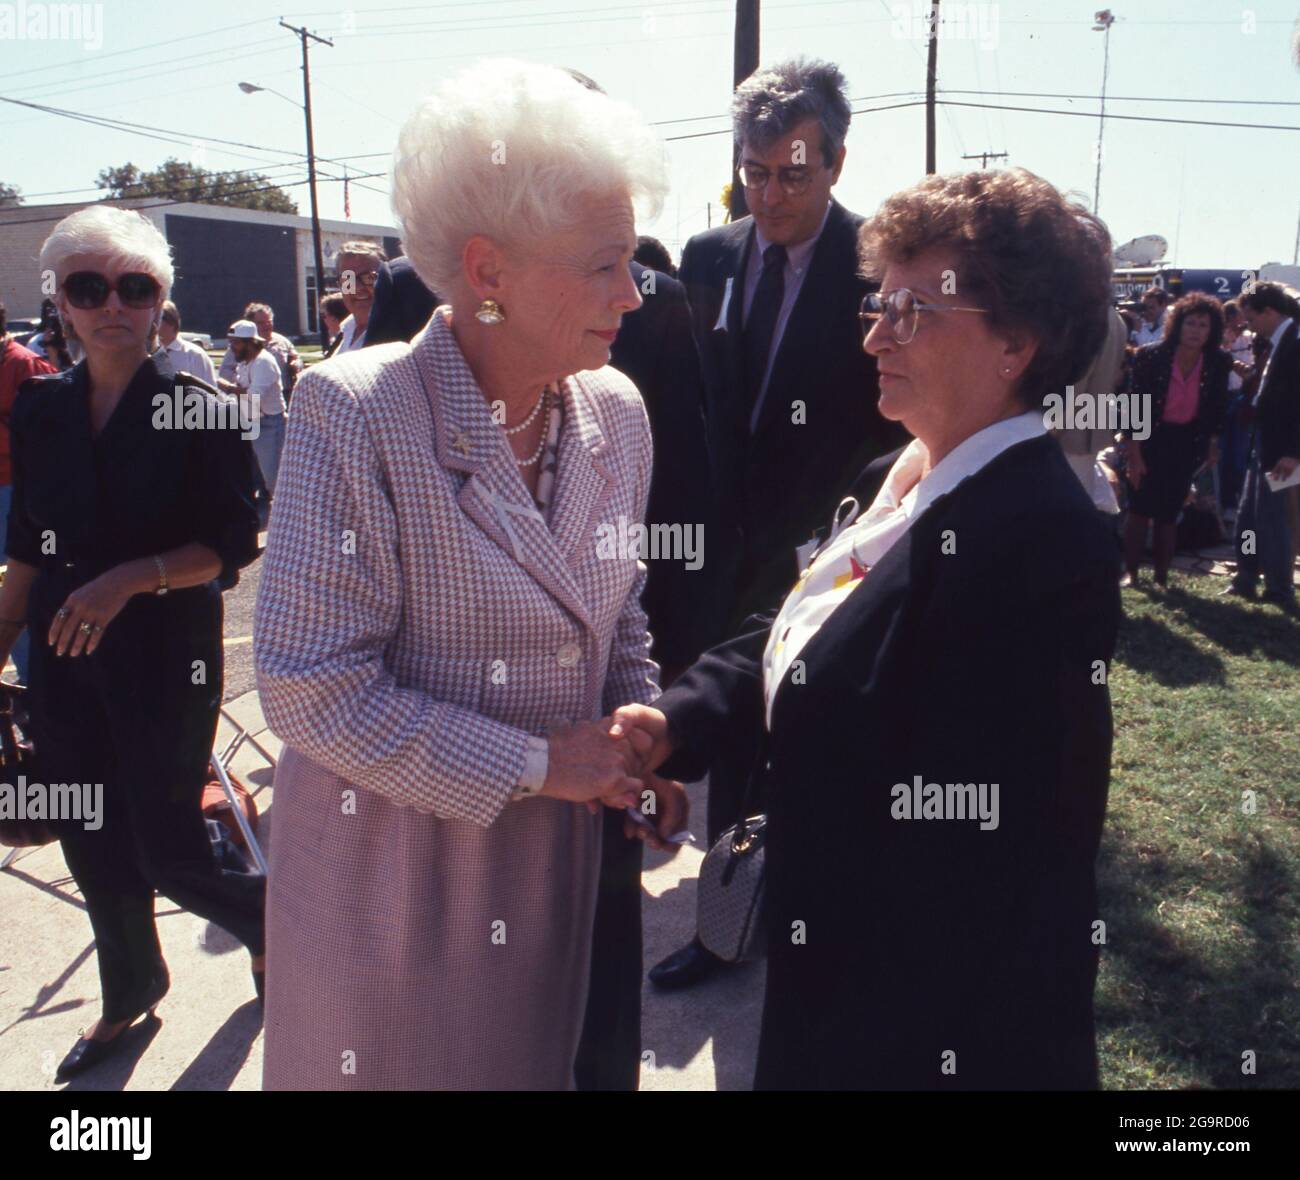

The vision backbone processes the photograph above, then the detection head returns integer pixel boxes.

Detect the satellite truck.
[1110,234,1299,305]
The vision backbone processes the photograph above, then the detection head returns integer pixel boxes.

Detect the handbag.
[0,682,57,849]
[696,810,767,963]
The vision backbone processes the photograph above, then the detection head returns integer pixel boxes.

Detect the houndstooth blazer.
[254,306,661,1089]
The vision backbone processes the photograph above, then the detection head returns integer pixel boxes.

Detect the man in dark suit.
[364,255,440,348]
[570,260,717,1091]
[1227,282,1300,610]
[652,57,904,990]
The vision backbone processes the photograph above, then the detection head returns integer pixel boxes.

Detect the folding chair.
[212,705,272,876]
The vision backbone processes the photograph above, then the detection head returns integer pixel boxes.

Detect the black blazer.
[657,433,1120,1090]
[365,256,440,347]
[678,199,906,627]
[1125,342,1230,456]
[610,263,717,670]
[1252,320,1300,471]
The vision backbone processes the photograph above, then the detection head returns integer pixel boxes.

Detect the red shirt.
[0,339,57,486]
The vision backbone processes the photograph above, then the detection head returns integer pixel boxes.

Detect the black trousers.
[28,576,265,1023]
[574,806,643,1090]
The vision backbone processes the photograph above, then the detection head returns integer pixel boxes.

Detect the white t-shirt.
[236,349,285,417]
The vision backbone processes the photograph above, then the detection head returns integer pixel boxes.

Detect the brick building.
[0,198,400,340]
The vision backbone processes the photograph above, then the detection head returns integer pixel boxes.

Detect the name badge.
[713,276,734,332]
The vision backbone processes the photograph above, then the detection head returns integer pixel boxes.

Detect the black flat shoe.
[647,937,728,991]
[54,972,169,1084]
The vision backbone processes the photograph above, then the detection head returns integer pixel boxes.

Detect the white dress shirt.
[762,410,1047,727]
[336,314,367,354]
[1130,315,1166,348]
[742,201,833,429]
[162,336,217,387]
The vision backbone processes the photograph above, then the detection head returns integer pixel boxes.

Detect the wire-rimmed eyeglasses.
[737,163,817,198]
[859,288,990,344]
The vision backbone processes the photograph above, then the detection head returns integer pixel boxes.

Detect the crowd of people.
[1,53,1297,1093]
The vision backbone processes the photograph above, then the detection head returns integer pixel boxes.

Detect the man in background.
[156,300,216,386]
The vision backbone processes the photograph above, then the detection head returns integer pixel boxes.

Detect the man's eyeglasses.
[738,163,817,198]
[859,288,990,344]
[62,271,161,310]
[340,269,380,289]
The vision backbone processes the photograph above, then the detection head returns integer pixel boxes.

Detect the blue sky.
[1,0,1298,267]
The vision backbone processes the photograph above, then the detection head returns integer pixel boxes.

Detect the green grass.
[1098,572,1300,1089]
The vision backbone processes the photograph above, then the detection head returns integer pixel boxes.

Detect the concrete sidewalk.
[0,690,761,1091]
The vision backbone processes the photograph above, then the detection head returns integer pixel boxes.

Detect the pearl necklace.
[503,390,546,435]
[514,392,551,467]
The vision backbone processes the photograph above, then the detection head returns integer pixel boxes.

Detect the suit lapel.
[720,222,753,428]
[1261,322,1298,401]
[413,309,595,629]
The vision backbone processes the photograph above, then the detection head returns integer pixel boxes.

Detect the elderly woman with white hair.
[253,59,687,1090]
[0,205,265,1083]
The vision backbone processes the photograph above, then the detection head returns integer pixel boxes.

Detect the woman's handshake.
[540,713,688,853]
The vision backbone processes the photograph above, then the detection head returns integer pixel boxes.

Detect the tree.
[95,158,298,213]
[0,181,22,207]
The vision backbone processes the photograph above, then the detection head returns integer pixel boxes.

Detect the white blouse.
[762,410,1047,728]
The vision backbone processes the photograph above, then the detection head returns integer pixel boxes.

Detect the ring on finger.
[57,607,70,619]
[78,622,94,636]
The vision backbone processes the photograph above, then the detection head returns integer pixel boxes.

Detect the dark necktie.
[742,243,787,416]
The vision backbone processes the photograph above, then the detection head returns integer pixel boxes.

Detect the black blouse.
[6,357,261,589]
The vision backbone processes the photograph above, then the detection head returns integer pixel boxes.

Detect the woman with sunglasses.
[612,169,1122,1089]
[0,206,265,1083]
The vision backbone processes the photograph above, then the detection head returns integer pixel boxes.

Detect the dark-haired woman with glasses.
[0,206,266,1084]
[614,170,1121,1089]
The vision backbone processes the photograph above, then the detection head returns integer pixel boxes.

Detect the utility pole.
[730,0,760,221]
[281,19,333,349]
[961,150,1007,169]
[925,0,940,174]
[1092,9,1116,217]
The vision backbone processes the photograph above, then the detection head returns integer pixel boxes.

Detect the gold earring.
[475,298,505,325]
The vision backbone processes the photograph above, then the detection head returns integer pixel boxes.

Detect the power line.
[938,99,1300,134]
[939,88,1300,108]
[0,171,386,230]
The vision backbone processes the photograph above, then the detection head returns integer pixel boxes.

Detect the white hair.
[40,205,174,300]
[391,59,668,296]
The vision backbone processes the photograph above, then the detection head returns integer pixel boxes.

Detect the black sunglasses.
[63,271,161,310]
